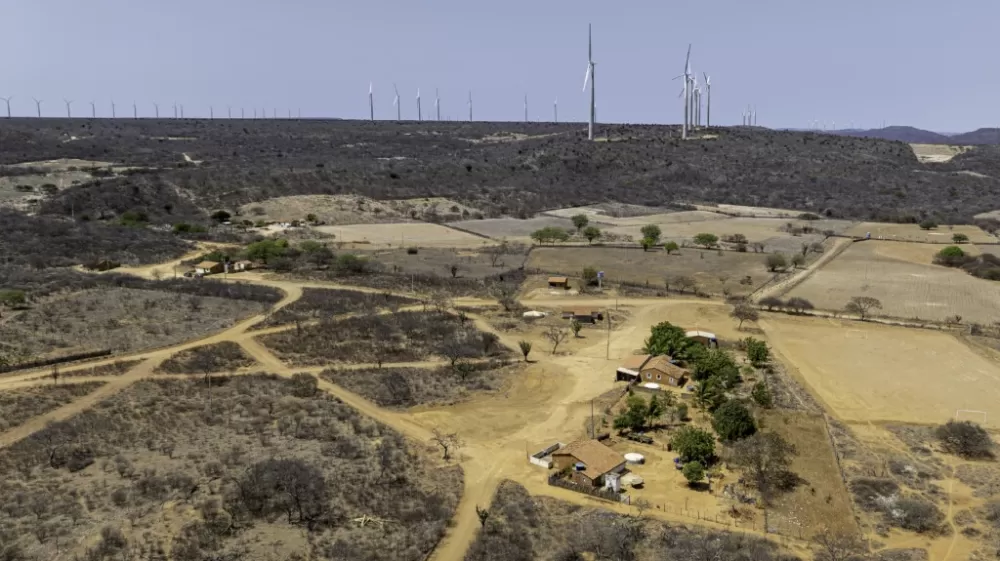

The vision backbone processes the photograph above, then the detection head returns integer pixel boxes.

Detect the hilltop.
[2,118,1000,226]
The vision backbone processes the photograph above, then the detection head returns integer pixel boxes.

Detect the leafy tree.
[305,213,318,223]
[934,245,968,267]
[730,432,796,505]
[691,348,740,386]
[570,319,583,338]
[751,382,773,408]
[682,461,705,487]
[693,378,727,412]
[643,321,702,362]
[785,297,814,313]
[119,210,149,227]
[581,266,599,286]
[210,210,231,222]
[335,253,368,273]
[935,420,994,458]
[530,226,570,244]
[952,233,969,243]
[299,240,333,269]
[646,393,665,426]
[711,400,757,441]
[693,233,719,248]
[583,225,601,244]
[759,296,784,311]
[743,337,770,367]
[614,394,649,432]
[640,237,655,251]
[664,241,680,254]
[765,253,788,272]
[518,340,532,362]
[919,219,938,230]
[670,426,715,465]
[571,214,589,232]
[845,296,882,320]
[730,302,759,329]
[245,238,290,263]
[640,224,662,243]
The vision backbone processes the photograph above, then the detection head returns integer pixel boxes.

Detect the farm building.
[552,439,627,491]
[616,354,653,382]
[685,330,719,348]
[548,276,570,288]
[231,260,253,272]
[638,355,686,387]
[561,309,604,324]
[195,261,224,275]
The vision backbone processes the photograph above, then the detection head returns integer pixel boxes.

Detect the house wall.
[569,470,595,487]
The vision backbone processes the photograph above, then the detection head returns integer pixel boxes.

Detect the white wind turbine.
[369,82,374,121]
[435,88,441,120]
[0,97,11,118]
[32,97,42,118]
[133,101,137,119]
[89,101,96,118]
[392,83,401,120]
[417,88,422,121]
[583,23,596,140]
[554,97,558,123]
[111,100,116,119]
[153,102,159,118]
[524,94,528,122]
[468,90,473,121]
[703,73,712,127]
[673,44,692,139]
[64,99,73,118]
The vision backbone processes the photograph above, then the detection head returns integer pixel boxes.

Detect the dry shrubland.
[291,266,526,299]
[30,360,141,380]
[0,374,461,560]
[156,342,257,375]
[253,287,417,330]
[258,310,499,367]
[0,382,104,432]
[322,360,518,408]
[465,480,799,561]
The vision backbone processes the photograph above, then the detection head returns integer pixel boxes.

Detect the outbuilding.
[231,260,253,272]
[552,439,627,491]
[685,330,719,348]
[548,276,570,289]
[638,355,687,387]
[562,309,603,324]
[616,354,653,382]
[194,261,224,275]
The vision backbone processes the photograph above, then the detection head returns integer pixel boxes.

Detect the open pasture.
[782,241,1000,324]
[313,222,489,248]
[761,314,1000,427]
[450,216,577,241]
[844,222,994,243]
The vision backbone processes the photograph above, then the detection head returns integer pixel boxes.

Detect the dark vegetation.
[935,420,994,459]
[254,287,416,329]
[464,480,800,561]
[0,382,104,432]
[934,245,1000,281]
[322,360,518,408]
[42,359,141,379]
[156,342,257,375]
[291,262,527,299]
[5,119,1000,226]
[0,375,461,561]
[258,310,500,366]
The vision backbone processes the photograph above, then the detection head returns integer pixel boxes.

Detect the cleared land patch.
[254,287,417,329]
[155,341,257,374]
[0,375,461,560]
[782,241,1000,324]
[0,381,104,431]
[762,314,1000,426]
[313,222,488,248]
[844,222,994,243]
[450,216,577,241]
[910,143,971,163]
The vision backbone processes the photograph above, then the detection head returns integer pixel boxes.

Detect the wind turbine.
[393,83,401,120]
[0,97,11,118]
[417,88,422,121]
[154,103,159,118]
[554,97,558,123]
[32,98,42,118]
[64,99,73,118]
[468,90,472,121]
[673,44,692,139]
[180,104,184,119]
[435,88,440,120]
[111,100,116,119]
[88,101,96,118]
[703,73,712,127]
[241,108,244,119]
[524,94,528,122]
[583,23,596,140]
[133,101,137,119]
[173,102,177,119]
[228,106,232,119]
[369,82,374,121]
[210,106,214,119]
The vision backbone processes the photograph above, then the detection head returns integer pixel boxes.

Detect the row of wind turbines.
[0,97,302,120]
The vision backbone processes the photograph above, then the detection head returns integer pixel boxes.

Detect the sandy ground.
[844,222,995,243]
[910,143,972,163]
[782,241,1000,324]
[312,222,492,248]
[761,313,1000,427]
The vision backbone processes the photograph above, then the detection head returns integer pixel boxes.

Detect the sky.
[3,0,999,131]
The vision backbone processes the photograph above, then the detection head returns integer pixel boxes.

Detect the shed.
[231,260,253,272]
[552,439,627,489]
[639,355,687,387]
[548,276,569,288]
[685,330,719,348]
[194,261,224,275]
[562,309,603,324]
[616,354,653,382]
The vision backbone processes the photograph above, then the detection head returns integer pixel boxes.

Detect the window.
[656,374,662,380]
[646,373,651,379]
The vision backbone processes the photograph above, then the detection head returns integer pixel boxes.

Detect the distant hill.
[949,128,1000,145]
[828,126,951,144]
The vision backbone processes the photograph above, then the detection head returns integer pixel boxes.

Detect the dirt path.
[753,237,853,302]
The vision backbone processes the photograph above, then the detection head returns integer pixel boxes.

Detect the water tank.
[574,462,587,471]
[624,453,645,464]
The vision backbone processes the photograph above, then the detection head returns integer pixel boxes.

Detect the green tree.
[693,233,719,249]
[640,224,662,243]
[744,338,770,367]
[640,237,655,251]
[581,266,599,286]
[691,348,740,386]
[245,238,290,263]
[518,340,532,362]
[935,245,967,267]
[682,461,705,487]
[614,394,649,432]
[570,319,583,338]
[751,382,773,408]
[305,213,318,223]
[693,378,726,412]
[765,253,788,272]
[712,400,757,441]
[643,321,702,362]
[845,296,882,320]
[571,214,590,232]
[336,253,368,273]
[583,225,601,244]
[664,241,680,254]
[670,426,715,465]
[210,210,231,222]
[919,219,938,230]
[119,210,149,227]
[952,233,969,243]
[530,227,570,244]
[646,394,665,426]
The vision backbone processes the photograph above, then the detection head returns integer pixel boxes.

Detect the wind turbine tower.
[133,101,137,119]
[369,82,374,121]
[468,90,472,121]
[673,45,692,139]
[111,100,116,119]
[0,97,11,119]
[210,106,214,119]
[393,84,401,120]
[417,88,422,121]
[703,73,711,127]
[89,101,96,118]
[583,23,596,140]
[524,94,528,122]
[435,88,440,120]
[64,99,73,118]
[32,98,42,118]
[554,98,558,123]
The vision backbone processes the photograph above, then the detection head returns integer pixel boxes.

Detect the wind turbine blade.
[369,82,373,94]
[583,65,591,92]
[685,43,692,73]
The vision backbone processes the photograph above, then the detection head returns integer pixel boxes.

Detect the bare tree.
[813,529,871,561]
[730,302,759,329]
[543,325,569,354]
[487,242,508,267]
[446,263,461,278]
[490,282,518,312]
[844,296,882,321]
[730,432,796,506]
[431,428,462,461]
[439,332,476,367]
[673,275,696,294]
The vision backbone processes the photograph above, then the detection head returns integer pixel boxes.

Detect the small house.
[616,354,653,382]
[685,330,719,348]
[194,261,224,275]
[552,439,627,491]
[562,309,603,324]
[638,355,686,387]
[231,260,253,272]
[548,276,570,289]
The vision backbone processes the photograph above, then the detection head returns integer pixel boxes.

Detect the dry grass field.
[239,194,481,225]
[692,203,814,218]
[450,216,577,241]
[761,314,1000,427]
[910,143,972,163]
[362,247,528,279]
[526,246,778,296]
[542,203,667,220]
[313,222,489,248]
[782,241,1000,324]
[844,222,994,243]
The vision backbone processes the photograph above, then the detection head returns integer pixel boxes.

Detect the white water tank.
[624,453,645,465]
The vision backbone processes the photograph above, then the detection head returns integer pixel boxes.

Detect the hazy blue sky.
[4,0,998,131]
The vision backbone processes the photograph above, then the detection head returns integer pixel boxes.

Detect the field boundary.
[751,237,855,302]
[437,221,496,240]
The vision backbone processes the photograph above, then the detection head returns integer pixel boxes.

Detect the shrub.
[682,461,705,486]
[711,400,756,441]
[784,297,814,313]
[935,420,994,458]
[891,497,944,533]
[751,382,772,408]
[581,266,599,286]
[758,296,784,311]
[934,245,968,267]
[844,296,882,320]
[952,233,969,243]
[643,321,703,362]
[582,225,601,244]
[530,226,570,244]
[765,253,787,272]
[640,224,662,243]
[918,219,938,230]
[571,214,589,232]
[670,426,715,465]
[210,210,231,222]
[406,247,419,255]
[693,233,719,248]
[664,241,680,254]
[743,337,770,367]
